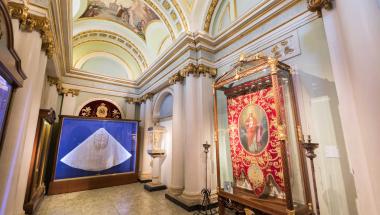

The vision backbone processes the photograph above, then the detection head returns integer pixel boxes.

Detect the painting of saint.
[238,104,269,154]
[80,0,160,39]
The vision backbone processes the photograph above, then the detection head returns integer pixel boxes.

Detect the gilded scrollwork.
[7,2,55,58]
[307,0,333,13]
[169,63,217,85]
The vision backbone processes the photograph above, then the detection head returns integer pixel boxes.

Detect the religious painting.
[54,117,138,180]
[80,0,160,39]
[238,104,269,154]
[79,100,122,119]
[226,86,285,197]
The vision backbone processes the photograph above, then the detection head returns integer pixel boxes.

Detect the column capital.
[168,72,184,85]
[126,92,154,104]
[306,0,333,14]
[7,2,55,58]
[59,87,80,97]
[169,63,217,85]
[47,76,61,86]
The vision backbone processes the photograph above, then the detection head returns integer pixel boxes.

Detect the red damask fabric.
[226,86,284,197]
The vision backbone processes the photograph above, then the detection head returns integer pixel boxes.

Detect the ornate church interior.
[0,0,379,215]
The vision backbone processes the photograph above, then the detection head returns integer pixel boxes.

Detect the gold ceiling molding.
[73,30,148,69]
[307,0,332,14]
[171,0,189,31]
[203,0,219,32]
[7,2,55,58]
[169,63,217,85]
[126,92,154,104]
[144,0,175,40]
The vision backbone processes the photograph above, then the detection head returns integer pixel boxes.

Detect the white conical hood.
[61,128,131,171]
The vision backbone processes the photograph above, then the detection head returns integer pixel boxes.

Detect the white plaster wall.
[321,1,380,214]
[159,119,172,186]
[286,19,357,214]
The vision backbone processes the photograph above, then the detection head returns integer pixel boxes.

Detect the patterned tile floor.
[35,183,215,215]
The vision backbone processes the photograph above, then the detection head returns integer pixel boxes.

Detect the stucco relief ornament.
[112,109,121,119]
[80,107,92,117]
[96,103,108,118]
[307,0,332,14]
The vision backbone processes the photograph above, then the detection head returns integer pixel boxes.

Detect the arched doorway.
[152,89,173,187]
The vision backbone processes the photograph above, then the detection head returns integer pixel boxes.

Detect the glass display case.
[213,54,312,215]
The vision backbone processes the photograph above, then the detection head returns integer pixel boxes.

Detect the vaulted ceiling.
[69,0,268,82]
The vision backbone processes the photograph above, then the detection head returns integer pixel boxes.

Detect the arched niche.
[152,88,174,122]
[152,88,173,187]
[75,98,124,119]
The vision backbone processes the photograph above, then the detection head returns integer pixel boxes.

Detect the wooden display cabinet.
[213,54,313,215]
[24,109,56,214]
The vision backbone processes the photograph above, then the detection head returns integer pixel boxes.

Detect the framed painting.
[48,116,140,194]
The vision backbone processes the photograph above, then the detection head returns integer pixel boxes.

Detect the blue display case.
[49,116,140,194]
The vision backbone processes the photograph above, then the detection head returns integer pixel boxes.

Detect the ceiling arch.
[73,30,148,69]
[76,52,131,79]
[73,40,142,80]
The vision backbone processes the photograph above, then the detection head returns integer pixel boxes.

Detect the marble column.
[138,102,146,178]
[169,82,184,195]
[181,74,215,203]
[181,74,201,203]
[322,1,380,214]
[0,20,45,215]
[61,91,79,116]
[140,99,153,180]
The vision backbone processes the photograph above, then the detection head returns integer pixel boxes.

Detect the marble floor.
[36,183,199,215]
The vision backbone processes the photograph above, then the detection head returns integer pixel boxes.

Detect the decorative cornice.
[7,2,55,58]
[307,0,332,14]
[126,92,154,104]
[203,0,219,32]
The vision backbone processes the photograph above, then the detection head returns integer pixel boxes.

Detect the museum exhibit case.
[48,116,140,194]
[23,109,56,214]
[213,54,313,215]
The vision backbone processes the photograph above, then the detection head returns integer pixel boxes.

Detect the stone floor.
[35,183,217,215]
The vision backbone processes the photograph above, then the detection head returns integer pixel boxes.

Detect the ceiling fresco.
[80,0,160,39]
